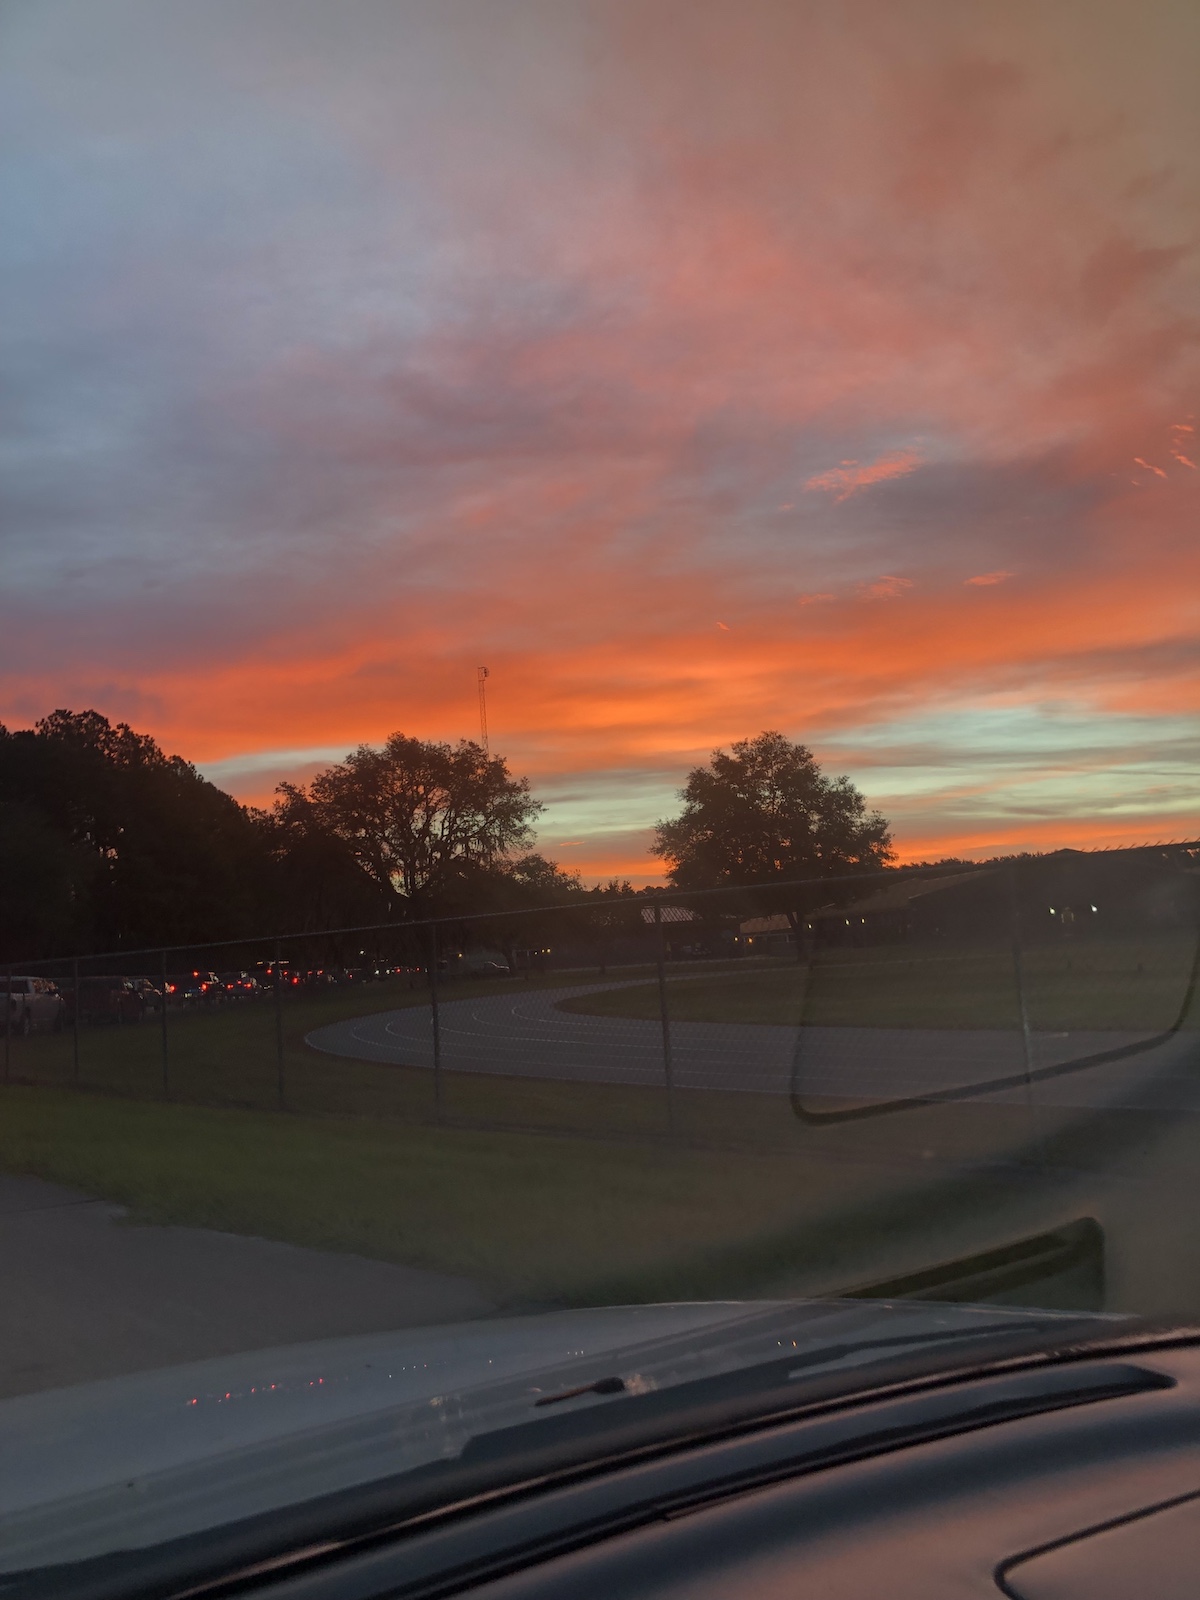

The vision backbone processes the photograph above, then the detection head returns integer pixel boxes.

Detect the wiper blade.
[524,1324,998,1413]
[460,1316,1058,1466]
[535,1375,629,1407]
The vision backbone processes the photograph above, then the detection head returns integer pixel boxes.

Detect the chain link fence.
[3,849,1197,1157]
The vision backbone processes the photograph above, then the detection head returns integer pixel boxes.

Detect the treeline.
[0,714,895,962]
[0,711,593,960]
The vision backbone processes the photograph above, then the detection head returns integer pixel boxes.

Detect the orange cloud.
[860,575,914,601]
[8,514,1198,882]
[804,450,922,503]
[964,571,1013,586]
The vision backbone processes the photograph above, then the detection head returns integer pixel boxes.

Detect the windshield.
[1,0,1197,1592]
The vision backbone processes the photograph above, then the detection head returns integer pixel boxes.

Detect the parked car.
[2,976,66,1036]
[129,978,164,1014]
[164,973,205,1005]
[250,962,302,989]
[71,977,145,1025]
[217,971,259,999]
[169,966,225,1004]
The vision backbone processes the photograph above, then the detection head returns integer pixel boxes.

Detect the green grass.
[0,1079,1129,1308]
[559,937,1198,1032]
[0,1082,909,1304]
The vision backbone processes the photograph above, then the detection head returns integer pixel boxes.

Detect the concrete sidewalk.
[0,1173,493,1398]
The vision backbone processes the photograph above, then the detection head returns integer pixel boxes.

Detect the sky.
[2,0,1198,881]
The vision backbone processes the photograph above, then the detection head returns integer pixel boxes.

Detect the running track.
[305,980,1199,1113]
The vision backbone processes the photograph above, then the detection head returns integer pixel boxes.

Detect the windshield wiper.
[535,1375,629,1406]
[463,1316,1061,1466]
[528,1322,1026,1411]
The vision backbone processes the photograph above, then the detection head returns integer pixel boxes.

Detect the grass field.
[559,936,1198,1032]
[0,1080,1134,1307]
[0,1082,917,1304]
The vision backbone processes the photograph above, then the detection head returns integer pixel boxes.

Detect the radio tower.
[477,666,490,753]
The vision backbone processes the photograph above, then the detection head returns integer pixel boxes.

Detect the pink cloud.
[804,449,922,503]
[964,570,1014,587]
[860,575,914,601]
[797,592,835,606]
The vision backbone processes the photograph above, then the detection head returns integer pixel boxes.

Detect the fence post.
[160,949,170,1100]
[427,924,444,1123]
[4,964,11,1085]
[274,940,286,1111]
[654,903,677,1137]
[72,957,81,1084]
[1008,864,1043,1165]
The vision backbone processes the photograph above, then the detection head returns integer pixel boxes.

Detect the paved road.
[306,980,1200,1113]
[0,1174,492,1398]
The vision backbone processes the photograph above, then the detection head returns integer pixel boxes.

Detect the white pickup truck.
[3,976,67,1036]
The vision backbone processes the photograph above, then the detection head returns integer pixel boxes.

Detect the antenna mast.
[477,666,490,753]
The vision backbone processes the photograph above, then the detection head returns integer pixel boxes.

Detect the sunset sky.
[2,0,1198,880]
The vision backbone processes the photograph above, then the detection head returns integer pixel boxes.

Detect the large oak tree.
[302,733,542,909]
[652,731,892,897]
[0,709,267,954]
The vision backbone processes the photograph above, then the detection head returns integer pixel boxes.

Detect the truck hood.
[0,1298,1112,1579]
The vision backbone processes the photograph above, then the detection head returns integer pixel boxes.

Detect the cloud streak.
[804,450,923,503]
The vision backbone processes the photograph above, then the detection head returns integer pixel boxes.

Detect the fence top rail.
[8,840,1197,971]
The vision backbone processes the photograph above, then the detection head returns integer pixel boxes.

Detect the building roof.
[810,867,997,921]
[640,904,700,923]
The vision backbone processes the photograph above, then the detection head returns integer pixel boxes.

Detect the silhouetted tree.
[582,878,645,972]
[0,800,96,960]
[652,731,892,919]
[300,733,543,910]
[261,784,393,933]
[446,853,584,973]
[0,710,266,953]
